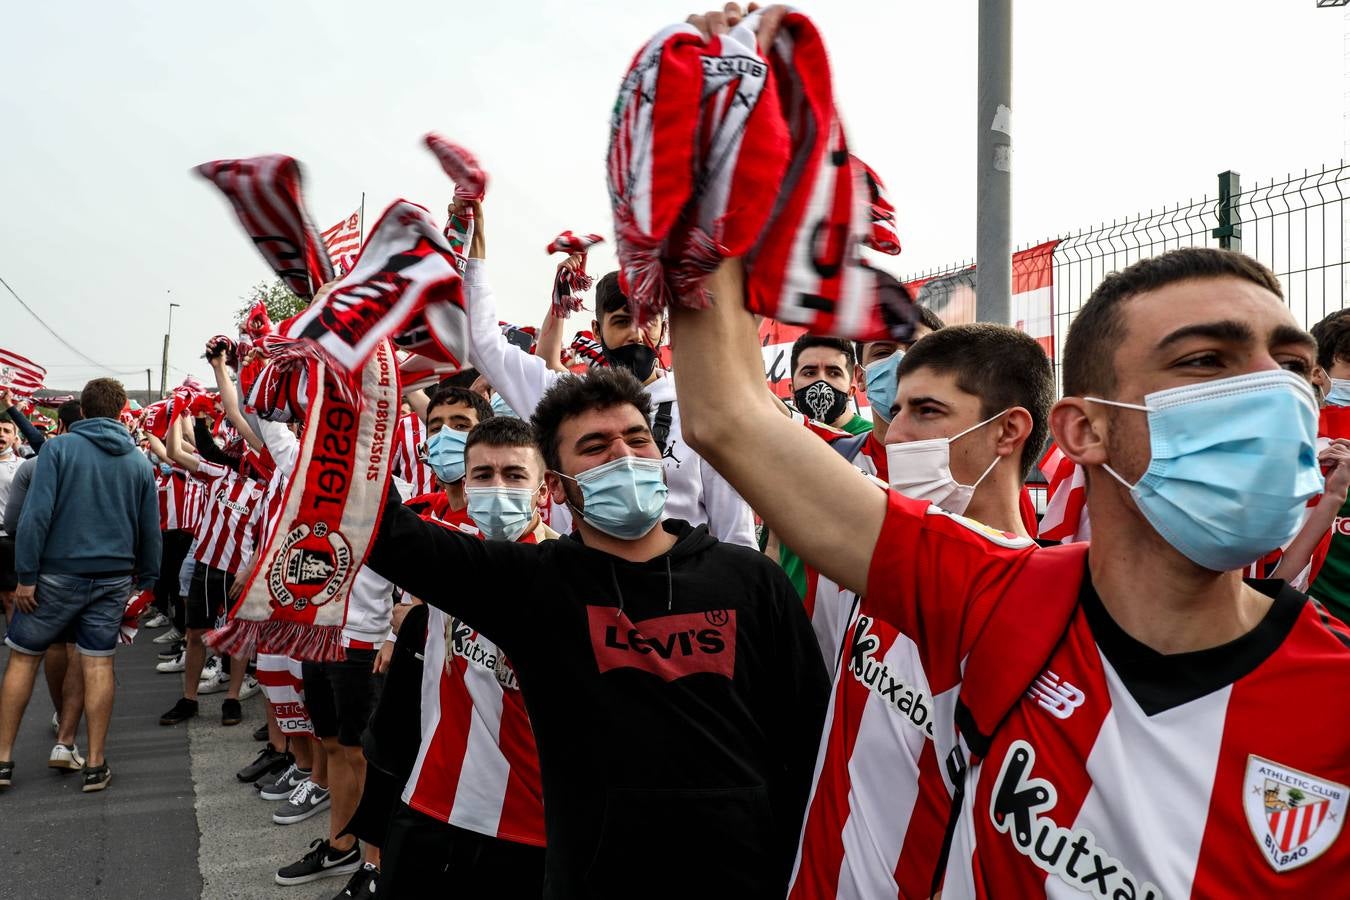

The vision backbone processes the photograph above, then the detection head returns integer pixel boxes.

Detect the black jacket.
[368,491,829,900]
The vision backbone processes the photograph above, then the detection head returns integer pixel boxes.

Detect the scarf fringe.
[668,226,725,309]
[206,618,347,662]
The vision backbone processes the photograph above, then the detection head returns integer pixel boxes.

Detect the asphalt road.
[0,626,349,900]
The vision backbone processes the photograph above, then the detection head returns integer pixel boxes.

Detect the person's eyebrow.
[1270,324,1317,354]
[1154,320,1253,353]
[906,395,950,408]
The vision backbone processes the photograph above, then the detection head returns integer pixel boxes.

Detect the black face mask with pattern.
[603,343,659,382]
[793,380,849,424]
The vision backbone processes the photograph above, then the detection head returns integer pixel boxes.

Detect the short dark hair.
[465,416,542,466]
[1062,248,1283,398]
[854,304,945,361]
[81,378,127,420]
[1311,309,1350,371]
[58,400,83,430]
[437,368,480,391]
[426,386,493,426]
[897,323,1053,480]
[791,335,856,375]
[596,271,628,316]
[531,368,653,473]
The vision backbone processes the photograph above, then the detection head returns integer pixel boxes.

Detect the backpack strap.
[652,401,675,454]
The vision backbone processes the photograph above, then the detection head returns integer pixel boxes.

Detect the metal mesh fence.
[902,163,1350,386]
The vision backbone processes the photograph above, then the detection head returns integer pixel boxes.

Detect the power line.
[0,272,142,375]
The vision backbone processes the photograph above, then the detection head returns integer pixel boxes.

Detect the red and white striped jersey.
[863,489,1350,897]
[191,461,264,574]
[392,415,435,497]
[401,505,547,847]
[157,468,204,532]
[788,541,977,898]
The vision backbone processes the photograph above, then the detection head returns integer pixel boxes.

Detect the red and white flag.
[1012,240,1058,357]
[1038,443,1090,543]
[321,209,362,276]
[0,348,45,395]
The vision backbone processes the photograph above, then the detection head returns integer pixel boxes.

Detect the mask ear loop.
[1081,397,1151,489]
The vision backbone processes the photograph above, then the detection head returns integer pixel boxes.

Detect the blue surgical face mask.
[1327,377,1350,408]
[159,463,173,477]
[490,393,519,419]
[558,456,668,540]
[425,427,469,484]
[466,485,539,541]
[1086,369,1323,572]
[864,350,903,423]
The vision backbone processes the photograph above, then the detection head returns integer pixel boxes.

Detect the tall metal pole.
[160,297,180,398]
[975,0,1013,324]
[145,368,152,406]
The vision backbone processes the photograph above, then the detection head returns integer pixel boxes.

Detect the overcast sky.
[1,0,1344,391]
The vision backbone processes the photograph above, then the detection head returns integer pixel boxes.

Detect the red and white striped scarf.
[194,155,335,300]
[607,22,784,320]
[426,134,487,265]
[564,330,607,370]
[546,231,605,317]
[209,342,399,661]
[278,200,470,379]
[607,10,916,341]
[256,653,313,736]
[854,155,901,255]
[119,589,155,645]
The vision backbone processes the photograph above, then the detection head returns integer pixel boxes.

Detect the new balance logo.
[1027,670,1085,720]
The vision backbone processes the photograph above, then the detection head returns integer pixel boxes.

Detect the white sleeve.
[255,419,299,477]
[464,259,563,417]
[698,456,758,548]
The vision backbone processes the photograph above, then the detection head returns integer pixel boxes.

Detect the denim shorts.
[5,573,133,657]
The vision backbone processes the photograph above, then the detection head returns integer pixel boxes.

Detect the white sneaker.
[153,626,183,644]
[238,674,260,700]
[143,612,170,629]
[156,651,186,674]
[197,669,229,695]
[51,711,59,735]
[48,743,85,771]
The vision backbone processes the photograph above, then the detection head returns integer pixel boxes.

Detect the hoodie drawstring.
[609,557,675,614]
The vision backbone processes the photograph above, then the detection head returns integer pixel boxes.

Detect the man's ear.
[1050,397,1109,467]
[545,471,569,507]
[993,407,1033,461]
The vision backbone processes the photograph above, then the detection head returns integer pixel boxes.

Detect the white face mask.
[885,409,1008,515]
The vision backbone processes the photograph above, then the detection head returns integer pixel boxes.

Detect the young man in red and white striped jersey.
[390,407,435,497]
[671,67,1350,887]
[380,415,551,896]
[787,324,1053,900]
[158,411,266,727]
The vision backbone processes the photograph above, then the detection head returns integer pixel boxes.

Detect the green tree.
[1288,788,1306,808]
[234,278,307,331]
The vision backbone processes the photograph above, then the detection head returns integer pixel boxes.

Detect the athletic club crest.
[267,521,353,611]
[1243,755,1347,872]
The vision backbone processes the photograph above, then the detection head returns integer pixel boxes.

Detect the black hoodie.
[368,490,829,900]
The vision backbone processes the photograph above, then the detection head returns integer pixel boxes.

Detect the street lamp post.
[975,0,1013,325]
[160,295,181,399]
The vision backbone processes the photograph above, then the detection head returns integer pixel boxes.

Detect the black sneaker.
[236,744,292,783]
[333,862,378,898]
[221,698,243,726]
[252,723,269,742]
[0,760,12,788]
[274,839,361,886]
[159,697,199,726]
[157,644,184,660]
[81,763,111,793]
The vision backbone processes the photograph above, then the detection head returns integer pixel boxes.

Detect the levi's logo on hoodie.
[587,607,736,682]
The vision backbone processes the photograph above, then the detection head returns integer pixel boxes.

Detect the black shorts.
[379,803,545,898]
[0,535,16,592]
[155,530,193,613]
[301,648,382,746]
[186,564,234,630]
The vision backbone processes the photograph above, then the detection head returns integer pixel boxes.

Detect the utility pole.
[160,294,180,398]
[975,0,1013,324]
[1318,0,1350,304]
[145,368,152,406]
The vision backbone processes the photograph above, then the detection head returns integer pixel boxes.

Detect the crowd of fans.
[3,6,1350,899]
